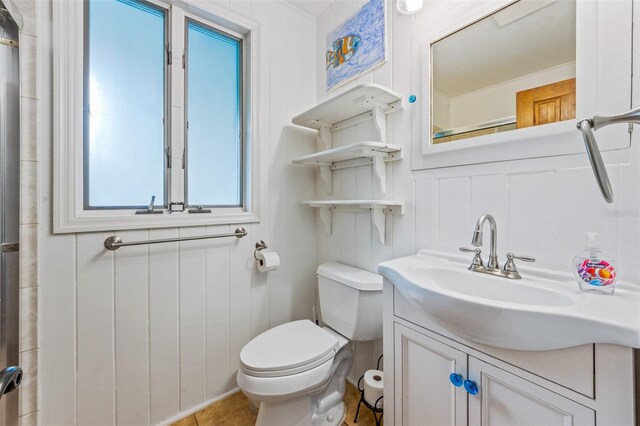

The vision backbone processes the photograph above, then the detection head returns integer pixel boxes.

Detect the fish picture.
[326,0,386,90]
[326,35,361,69]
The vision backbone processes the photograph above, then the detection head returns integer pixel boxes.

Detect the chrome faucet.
[460,213,535,279]
[471,213,499,270]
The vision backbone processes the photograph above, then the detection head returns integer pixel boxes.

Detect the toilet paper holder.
[354,355,384,426]
[254,240,268,264]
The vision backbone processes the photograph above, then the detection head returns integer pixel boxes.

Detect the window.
[85,0,167,208]
[185,20,242,207]
[54,0,260,232]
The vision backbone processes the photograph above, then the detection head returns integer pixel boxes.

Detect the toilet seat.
[240,320,339,378]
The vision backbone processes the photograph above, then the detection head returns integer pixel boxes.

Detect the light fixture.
[396,0,424,14]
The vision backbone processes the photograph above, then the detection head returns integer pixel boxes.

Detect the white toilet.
[237,262,383,426]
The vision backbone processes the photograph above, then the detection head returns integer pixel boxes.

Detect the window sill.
[53,209,260,234]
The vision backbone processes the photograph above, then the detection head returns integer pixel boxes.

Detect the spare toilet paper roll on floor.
[256,251,280,272]
[364,369,384,408]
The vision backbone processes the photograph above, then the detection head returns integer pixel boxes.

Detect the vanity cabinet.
[394,325,468,426]
[467,357,594,426]
[394,324,594,426]
[384,282,636,426]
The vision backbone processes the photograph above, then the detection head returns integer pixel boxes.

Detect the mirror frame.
[411,0,632,171]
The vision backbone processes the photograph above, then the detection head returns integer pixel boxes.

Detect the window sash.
[183,17,244,208]
[82,0,170,210]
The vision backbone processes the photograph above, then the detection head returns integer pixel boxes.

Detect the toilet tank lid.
[317,262,383,291]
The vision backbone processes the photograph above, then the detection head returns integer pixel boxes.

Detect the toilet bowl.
[237,262,383,426]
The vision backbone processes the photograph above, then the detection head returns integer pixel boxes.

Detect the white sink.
[378,250,640,351]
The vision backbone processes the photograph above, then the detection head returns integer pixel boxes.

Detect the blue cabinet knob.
[449,373,464,387]
[464,379,479,395]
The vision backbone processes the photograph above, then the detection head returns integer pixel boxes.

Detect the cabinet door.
[467,357,594,426]
[394,324,467,426]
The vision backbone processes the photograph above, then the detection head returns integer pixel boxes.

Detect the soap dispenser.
[572,232,617,295]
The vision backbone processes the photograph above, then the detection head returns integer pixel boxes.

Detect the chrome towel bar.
[577,105,640,203]
[104,227,247,251]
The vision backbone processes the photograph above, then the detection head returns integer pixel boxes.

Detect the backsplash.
[413,161,638,281]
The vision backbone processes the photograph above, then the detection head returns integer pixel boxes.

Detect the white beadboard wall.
[315,0,640,385]
[38,1,319,424]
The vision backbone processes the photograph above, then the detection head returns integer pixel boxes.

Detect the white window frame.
[53,0,261,233]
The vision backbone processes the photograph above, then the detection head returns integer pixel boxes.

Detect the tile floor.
[172,383,382,426]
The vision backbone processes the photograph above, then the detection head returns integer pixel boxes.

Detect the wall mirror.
[431,0,576,144]
[413,0,631,170]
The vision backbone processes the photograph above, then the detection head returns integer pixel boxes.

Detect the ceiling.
[284,0,335,18]
[432,0,576,97]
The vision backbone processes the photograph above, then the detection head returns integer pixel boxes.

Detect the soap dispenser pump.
[572,232,617,295]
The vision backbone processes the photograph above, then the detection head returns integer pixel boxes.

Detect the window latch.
[188,206,211,214]
[136,195,164,215]
[166,146,172,168]
[168,202,185,213]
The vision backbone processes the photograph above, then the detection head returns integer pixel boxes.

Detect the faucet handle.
[508,253,535,262]
[459,247,483,267]
[459,247,479,253]
[503,253,535,273]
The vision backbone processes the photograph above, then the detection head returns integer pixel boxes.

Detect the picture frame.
[325,0,387,91]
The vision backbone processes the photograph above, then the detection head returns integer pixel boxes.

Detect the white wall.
[315,0,392,384]
[316,0,639,385]
[38,1,319,424]
[432,88,450,131]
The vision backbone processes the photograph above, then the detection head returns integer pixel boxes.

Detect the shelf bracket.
[317,206,332,235]
[317,165,332,194]
[370,207,386,244]
[317,125,332,150]
[354,95,388,144]
[304,201,403,245]
[372,106,387,144]
[372,156,387,193]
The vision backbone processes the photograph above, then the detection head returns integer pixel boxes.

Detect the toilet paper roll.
[363,369,384,408]
[256,250,280,272]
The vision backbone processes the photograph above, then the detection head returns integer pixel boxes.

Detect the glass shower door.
[0,4,22,425]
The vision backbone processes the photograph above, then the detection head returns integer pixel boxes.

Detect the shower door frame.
[0,6,21,425]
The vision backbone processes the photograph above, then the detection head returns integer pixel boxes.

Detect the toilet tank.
[317,262,383,341]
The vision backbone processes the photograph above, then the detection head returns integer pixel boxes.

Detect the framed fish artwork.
[325,0,387,91]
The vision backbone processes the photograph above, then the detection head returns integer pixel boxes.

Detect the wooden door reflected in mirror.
[516,78,576,128]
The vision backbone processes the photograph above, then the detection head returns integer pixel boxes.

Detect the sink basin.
[378,250,640,350]
[426,267,575,307]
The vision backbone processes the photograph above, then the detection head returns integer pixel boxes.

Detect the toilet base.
[312,400,346,426]
[256,398,345,426]
[252,344,353,426]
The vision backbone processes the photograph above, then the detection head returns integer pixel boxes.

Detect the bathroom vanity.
[380,251,638,426]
